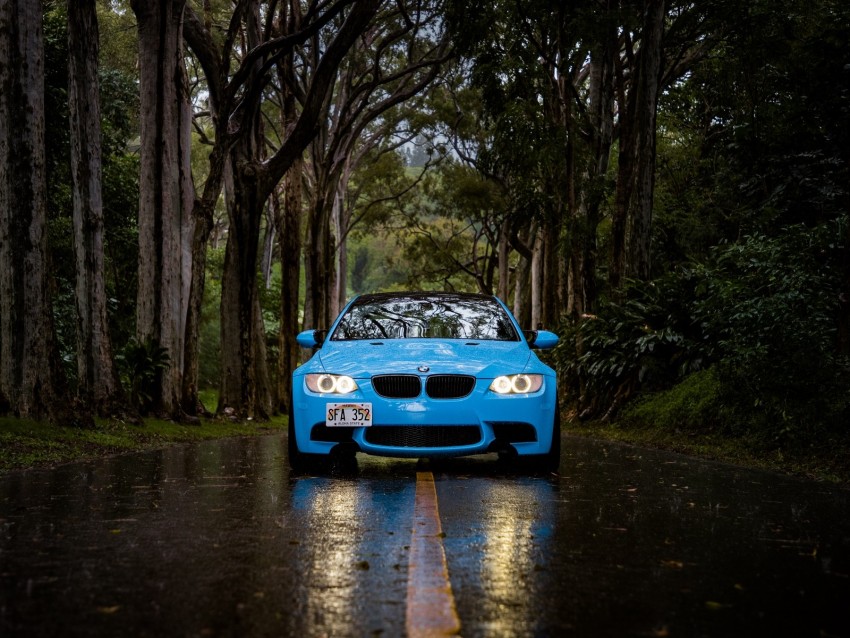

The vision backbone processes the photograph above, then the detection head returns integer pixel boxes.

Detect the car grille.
[425,375,475,399]
[372,375,421,398]
[364,425,481,448]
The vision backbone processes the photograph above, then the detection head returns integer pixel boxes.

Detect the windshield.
[331,294,520,341]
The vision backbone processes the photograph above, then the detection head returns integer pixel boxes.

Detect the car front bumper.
[291,376,558,458]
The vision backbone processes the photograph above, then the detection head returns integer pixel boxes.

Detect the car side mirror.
[525,329,559,349]
[296,329,327,349]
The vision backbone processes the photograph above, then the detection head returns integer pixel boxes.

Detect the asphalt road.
[1,433,848,637]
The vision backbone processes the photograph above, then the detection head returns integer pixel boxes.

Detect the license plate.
[326,402,372,427]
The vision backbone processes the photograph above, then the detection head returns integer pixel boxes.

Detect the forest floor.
[0,414,286,474]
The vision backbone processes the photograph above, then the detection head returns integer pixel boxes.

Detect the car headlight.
[489,374,544,395]
[305,374,358,394]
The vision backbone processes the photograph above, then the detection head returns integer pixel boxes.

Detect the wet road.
[1,434,848,637]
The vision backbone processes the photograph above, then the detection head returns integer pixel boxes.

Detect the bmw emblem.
[418,365,430,373]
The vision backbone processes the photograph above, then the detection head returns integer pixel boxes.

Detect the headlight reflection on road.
[290,471,414,636]
[476,480,556,634]
[294,479,361,630]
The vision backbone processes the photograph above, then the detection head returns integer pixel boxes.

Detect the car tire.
[287,398,323,473]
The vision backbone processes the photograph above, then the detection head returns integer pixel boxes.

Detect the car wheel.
[287,400,323,474]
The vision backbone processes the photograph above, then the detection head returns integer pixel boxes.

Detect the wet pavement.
[1,433,848,637]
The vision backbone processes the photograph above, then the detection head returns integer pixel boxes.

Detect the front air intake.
[364,425,481,448]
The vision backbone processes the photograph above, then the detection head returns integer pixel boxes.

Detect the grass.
[0,412,287,474]
[562,369,850,485]
[563,417,850,485]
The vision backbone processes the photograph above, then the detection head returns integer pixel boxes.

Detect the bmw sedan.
[289,292,560,472]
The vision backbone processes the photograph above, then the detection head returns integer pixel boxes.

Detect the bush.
[621,367,728,433]
[555,219,850,441]
[116,338,170,413]
[553,272,708,419]
[692,222,849,440]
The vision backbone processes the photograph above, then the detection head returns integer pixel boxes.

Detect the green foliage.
[116,339,171,413]
[692,222,849,438]
[42,3,141,379]
[553,273,707,413]
[198,246,225,390]
[98,68,140,157]
[656,0,850,244]
[621,368,728,434]
[557,219,850,443]
[102,154,140,348]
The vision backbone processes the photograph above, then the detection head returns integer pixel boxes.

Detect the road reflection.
[427,458,559,636]
[0,437,415,637]
[288,469,413,636]
[435,440,850,638]
[2,435,848,638]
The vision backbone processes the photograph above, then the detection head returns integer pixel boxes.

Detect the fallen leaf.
[705,601,733,611]
[97,606,120,615]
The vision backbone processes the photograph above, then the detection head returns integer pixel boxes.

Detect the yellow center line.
[406,470,461,638]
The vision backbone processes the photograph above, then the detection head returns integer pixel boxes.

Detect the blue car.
[289,292,560,472]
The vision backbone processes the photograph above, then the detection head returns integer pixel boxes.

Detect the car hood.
[313,339,534,378]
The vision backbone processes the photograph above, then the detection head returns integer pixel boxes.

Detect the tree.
[67,0,124,415]
[184,0,384,419]
[0,0,69,421]
[610,0,666,287]
[299,0,450,330]
[445,1,595,324]
[131,0,194,418]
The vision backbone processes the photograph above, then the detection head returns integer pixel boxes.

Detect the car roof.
[351,291,496,305]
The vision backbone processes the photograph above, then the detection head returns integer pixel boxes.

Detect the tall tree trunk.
[67,0,124,415]
[612,0,665,288]
[219,158,273,419]
[541,223,560,328]
[569,18,615,316]
[611,83,633,292]
[511,222,532,326]
[0,0,70,422]
[275,17,303,414]
[181,202,213,418]
[530,226,543,328]
[304,192,331,330]
[497,219,510,303]
[277,162,303,414]
[328,193,341,321]
[132,0,193,417]
[217,0,274,419]
[626,0,665,281]
[334,160,354,317]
